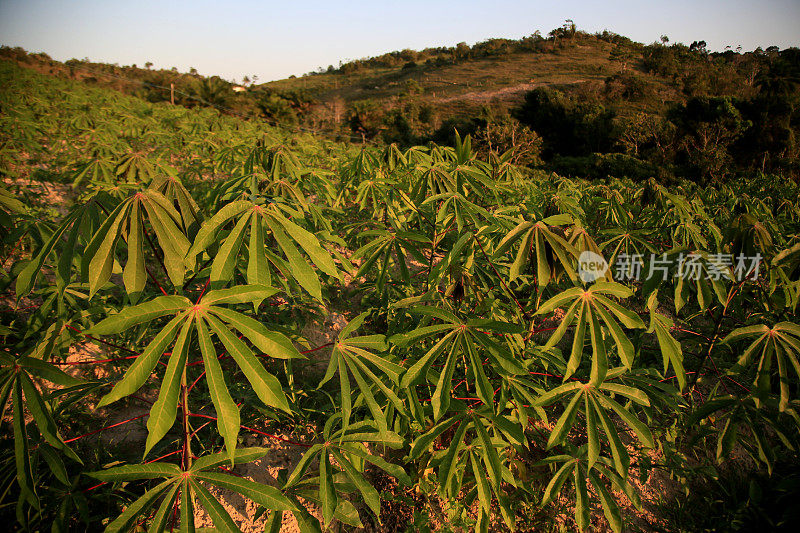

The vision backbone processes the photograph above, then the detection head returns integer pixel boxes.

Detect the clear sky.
[1,0,798,83]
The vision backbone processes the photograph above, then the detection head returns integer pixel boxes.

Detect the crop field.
[1,58,800,533]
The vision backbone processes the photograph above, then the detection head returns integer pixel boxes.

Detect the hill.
[264,33,671,117]
[3,26,799,183]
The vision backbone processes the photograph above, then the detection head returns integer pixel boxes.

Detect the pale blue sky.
[1,0,798,82]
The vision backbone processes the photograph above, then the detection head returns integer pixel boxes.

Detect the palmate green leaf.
[647,310,686,390]
[538,447,635,533]
[723,322,800,410]
[82,189,191,297]
[211,306,302,360]
[103,478,177,533]
[190,447,270,472]
[412,411,513,525]
[19,372,80,462]
[537,282,644,378]
[494,217,579,286]
[398,307,523,410]
[282,421,406,527]
[89,449,287,532]
[179,479,195,533]
[13,380,37,508]
[196,316,240,464]
[86,201,129,298]
[187,200,338,301]
[210,210,252,286]
[89,295,191,335]
[92,286,293,419]
[330,449,381,521]
[537,380,653,476]
[144,318,192,457]
[352,230,429,291]
[88,463,182,481]
[16,209,80,299]
[196,472,294,511]
[205,313,290,413]
[190,480,239,533]
[149,483,181,533]
[319,451,337,526]
[96,313,185,408]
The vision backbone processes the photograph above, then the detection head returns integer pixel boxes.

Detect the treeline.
[311,23,625,74]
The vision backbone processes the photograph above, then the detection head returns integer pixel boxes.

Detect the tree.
[689,40,708,54]
[669,96,750,181]
[563,19,576,39]
[515,87,617,157]
[193,76,232,107]
[454,42,471,62]
[346,100,385,141]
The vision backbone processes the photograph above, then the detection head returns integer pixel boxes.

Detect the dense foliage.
[2,59,800,532]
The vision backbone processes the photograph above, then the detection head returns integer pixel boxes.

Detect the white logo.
[578,251,609,283]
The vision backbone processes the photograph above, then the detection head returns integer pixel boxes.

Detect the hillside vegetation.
[3,52,800,532]
[5,26,799,184]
